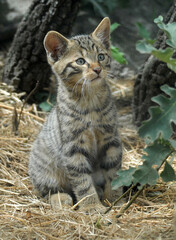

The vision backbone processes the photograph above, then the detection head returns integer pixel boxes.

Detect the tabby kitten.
[29,17,122,209]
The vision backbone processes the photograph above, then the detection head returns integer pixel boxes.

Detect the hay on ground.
[0,78,176,240]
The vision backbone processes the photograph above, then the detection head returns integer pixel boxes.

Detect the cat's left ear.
[91,17,110,50]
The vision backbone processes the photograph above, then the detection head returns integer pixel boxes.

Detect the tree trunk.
[132,1,176,126]
[3,0,80,99]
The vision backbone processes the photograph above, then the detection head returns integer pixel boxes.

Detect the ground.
[0,49,176,239]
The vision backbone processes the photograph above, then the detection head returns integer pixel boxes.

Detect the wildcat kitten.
[29,17,122,209]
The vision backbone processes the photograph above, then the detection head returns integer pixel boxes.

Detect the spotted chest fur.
[29,17,122,209]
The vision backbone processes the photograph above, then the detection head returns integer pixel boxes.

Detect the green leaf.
[152,48,176,72]
[133,162,159,187]
[39,101,53,112]
[136,42,176,72]
[142,140,173,167]
[152,48,173,62]
[111,45,127,64]
[154,16,176,49]
[136,22,151,40]
[112,167,136,190]
[136,39,155,54]
[138,85,176,142]
[160,161,176,182]
[132,139,172,187]
[112,140,174,189]
[110,22,120,34]
[154,15,164,25]
[136,16,176,73]
[39,94,56,112]
[169,139,176,149]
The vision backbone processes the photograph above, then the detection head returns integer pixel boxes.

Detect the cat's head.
[44,17,111,93]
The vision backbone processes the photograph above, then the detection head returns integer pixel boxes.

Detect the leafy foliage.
[136,15,176,72]
[110,22,127,64]
[112,15,176,191]
[111,45,127,64]
[160,161,176,182]
[110,23,120,34]
[36,92,56,112]
[112,139,173,189]
[136,22,151,40]
[112,167,136,189]
[139,84,176,142]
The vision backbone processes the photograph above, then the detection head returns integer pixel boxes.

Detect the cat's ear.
[44,31,69,63]
[91,17,110,50]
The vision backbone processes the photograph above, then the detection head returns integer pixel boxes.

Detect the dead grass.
[0,78,176,240]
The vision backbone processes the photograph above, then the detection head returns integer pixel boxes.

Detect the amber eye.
[98,54,105,61]
[76,58,86,65]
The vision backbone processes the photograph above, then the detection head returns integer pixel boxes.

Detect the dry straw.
[0,77,176,240]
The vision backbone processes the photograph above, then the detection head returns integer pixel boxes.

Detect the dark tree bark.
[133,1,176,126]
[3,0,80,98]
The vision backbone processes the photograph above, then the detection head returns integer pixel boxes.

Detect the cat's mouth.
[91,76,100,82]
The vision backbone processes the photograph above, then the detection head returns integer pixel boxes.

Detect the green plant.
[110,22,127,64]
[111,16,176,214]
[136,22,151,40]
[136,16,176,72]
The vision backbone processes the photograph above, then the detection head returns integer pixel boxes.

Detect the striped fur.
[29,17,122,207]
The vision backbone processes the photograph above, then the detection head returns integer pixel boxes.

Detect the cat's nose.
[93,67,101,75]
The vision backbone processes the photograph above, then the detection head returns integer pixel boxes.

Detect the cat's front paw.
[50,192,73,209]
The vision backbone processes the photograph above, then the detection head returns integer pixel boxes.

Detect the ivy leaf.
[133,162,159,187]
[160,161,176,182]
[112,167,136,190]
[139,85,176,142]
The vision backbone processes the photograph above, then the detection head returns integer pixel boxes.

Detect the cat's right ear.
[44,31,69,64]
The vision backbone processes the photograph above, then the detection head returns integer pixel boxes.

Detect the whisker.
[81,78,87,99]
[72,77,84,95]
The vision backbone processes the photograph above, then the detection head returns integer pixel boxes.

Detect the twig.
[17,80,40,131]
[0,103,45,122]
[0,137,29,141]
[71,193,95,210]
[116,186,145,218]
[106,146,174,218]
[104,184,135,214]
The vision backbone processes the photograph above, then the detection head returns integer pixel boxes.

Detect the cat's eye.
[98,54,105,61]
[76,58,86,65]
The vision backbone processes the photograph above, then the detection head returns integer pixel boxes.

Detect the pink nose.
[93,67,101,74]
